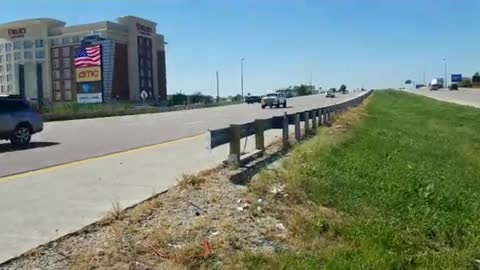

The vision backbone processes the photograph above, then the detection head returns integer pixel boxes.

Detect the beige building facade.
[0,16,167,103]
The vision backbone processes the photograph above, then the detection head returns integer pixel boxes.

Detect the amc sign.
[136,23,152,36]
[8,28,26,38]
[76,66,102,83]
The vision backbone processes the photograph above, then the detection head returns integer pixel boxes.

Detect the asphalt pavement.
[411,87,480,108]
[0,92,363,177]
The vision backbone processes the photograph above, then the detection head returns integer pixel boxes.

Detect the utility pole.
[216,71,220,103]
[241,58,245,98]
[423,71,426,85]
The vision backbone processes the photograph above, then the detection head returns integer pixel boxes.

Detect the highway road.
[412,87,480,108]
[0,92,363,177]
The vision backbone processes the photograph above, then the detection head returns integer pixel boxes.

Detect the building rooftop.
[0,18,65,28]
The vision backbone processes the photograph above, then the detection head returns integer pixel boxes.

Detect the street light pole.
[241,58,245,98]
[216,71,220,103]
[443,58,447,88]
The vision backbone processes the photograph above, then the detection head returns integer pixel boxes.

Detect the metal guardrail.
[208,91,373,166]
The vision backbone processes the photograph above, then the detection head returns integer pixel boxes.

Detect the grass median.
[237,90,480,269]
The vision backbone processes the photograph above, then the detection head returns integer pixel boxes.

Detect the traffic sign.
[451,74,462,83]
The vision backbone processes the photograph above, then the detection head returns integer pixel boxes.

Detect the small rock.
[275,223,287,231]
[211,231,220,237]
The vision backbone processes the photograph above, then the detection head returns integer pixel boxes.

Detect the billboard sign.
[451,74,462,83]
[77,81,103,104]
[74,44,103,103]
[76,66,102,82]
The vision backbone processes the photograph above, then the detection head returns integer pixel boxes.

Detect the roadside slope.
[242,90,480,269]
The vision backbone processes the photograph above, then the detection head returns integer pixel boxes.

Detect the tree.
[231,94,243,102]
[339,84,347,93]
[170,92,187,105]
[459,77,472,88]
[472,72,480,86]
[294,84,314,96]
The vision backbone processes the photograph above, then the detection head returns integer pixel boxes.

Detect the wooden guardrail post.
[282,112,289,148]
[254,119,265,151]
[303,111,310,136]
[318,109,324,126]
[228,124,241,167]
[294,113,301,142]
[311,110,317,133]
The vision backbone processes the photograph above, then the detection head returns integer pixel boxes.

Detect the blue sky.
[2,0,479,96]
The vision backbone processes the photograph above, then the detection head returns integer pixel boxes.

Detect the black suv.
[0,96,44,146]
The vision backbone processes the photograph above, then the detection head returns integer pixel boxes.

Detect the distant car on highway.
[0,96,43,146]
[245,95,262,104]
[261,93,287,109]
[449,84,459,91]
[325,90,336,98]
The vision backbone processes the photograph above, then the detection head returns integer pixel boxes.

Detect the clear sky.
[1,0,479,96]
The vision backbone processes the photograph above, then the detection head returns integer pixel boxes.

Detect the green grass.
[241,91,480,269]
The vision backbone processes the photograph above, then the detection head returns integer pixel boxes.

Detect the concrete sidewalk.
[0,129,284,263]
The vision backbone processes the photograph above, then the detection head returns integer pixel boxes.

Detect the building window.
[0,66,2,73]
[5,43,12,52]
[146,39,151,48]
[35,50,45,59]
[13,41,22,50]
[5,54,11,62]
[72,36,80,43]
[53,59,60,69]
[35,39,44,48]
[6,64,11,72]
[0,44,3,53]
[54,91,62,101]
[0,85,4,93]
[23,40,32,49]
[63,58,71,68]
[64,68,71,79]
[64,80,71,90]
[62,47,70,57]
[53,70,61,80]
[62,37,71,45]
[52,39,62,46]
[0,75,3,83]
[54,81,61,91]
[52,48,60,58]
[0,55,3,63]
[6,74,12,82]
[14,52,21,60]
[7,84,12,92]
[24,51,33,59]
[64,91,72,101]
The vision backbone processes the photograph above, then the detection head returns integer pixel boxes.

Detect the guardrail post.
[303,111,310,136]
[254,119,265,151]
[228,124,241,167]
[325,108,329,124]
[318,109,324,126]
[294,113,301,142]
[311,110,317,133]
[282,112,289,148]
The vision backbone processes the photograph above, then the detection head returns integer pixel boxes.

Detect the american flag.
[74,45,101,68]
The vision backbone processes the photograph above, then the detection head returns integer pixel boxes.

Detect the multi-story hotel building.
[0,16,167,103]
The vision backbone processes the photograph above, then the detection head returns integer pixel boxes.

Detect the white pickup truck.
[261,93,287,109]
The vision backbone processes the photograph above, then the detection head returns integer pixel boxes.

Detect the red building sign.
[8,28,26,38]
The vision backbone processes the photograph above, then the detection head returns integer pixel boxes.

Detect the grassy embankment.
[238,90,480,269]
